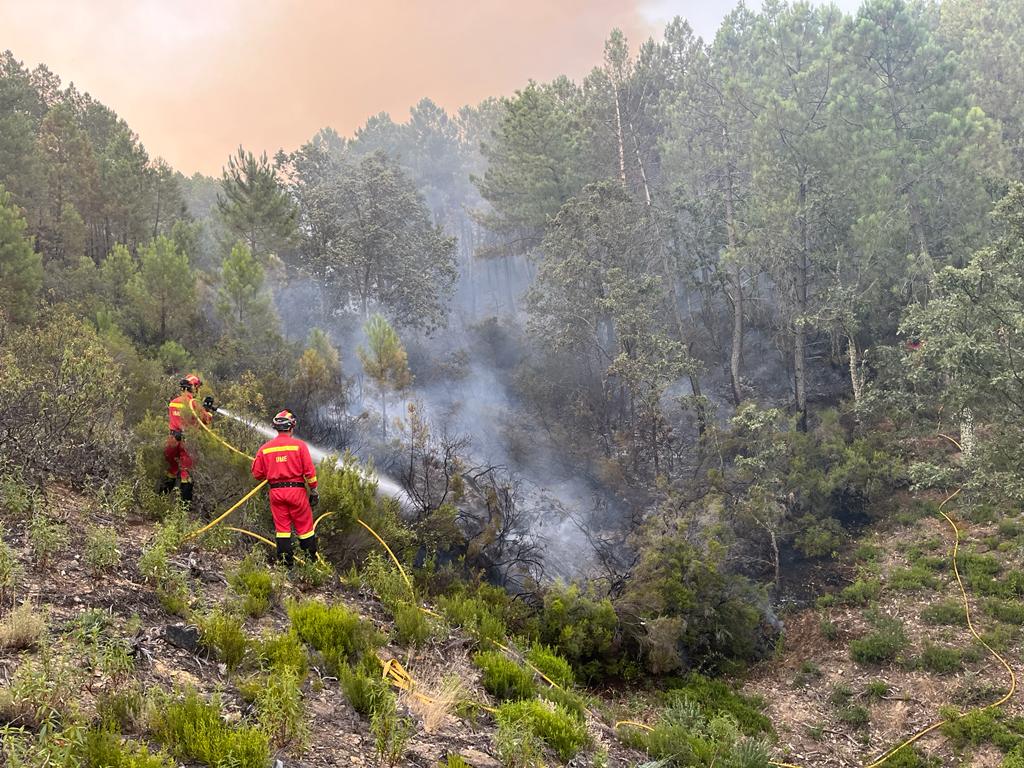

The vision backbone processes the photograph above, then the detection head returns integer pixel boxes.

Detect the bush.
[495,699,589,761]
[393,603,432,647]
[526,645,575,689]
[850,616,908,665]
[228,552,278,618]
[539,684,588,721]
[78,729,174,768]
[839,578,882,606]
[888,565,937,591]
[985,598,1024,624]
[97,686,147,732]
[255,666,308,748]
[0,602,45,650]
[85,526,121,573]
[371,689,414,768]
[339,656,389,718]
[29,513,67,565]
[362,552,414,611]
[537,583,620,682]
[0,528,22,601]
[472,651,536,701]
[289,599,382,673]
[256,630,308,676]
[150,689,269,768]
[918,643,963,674]
[921,599,967,626]
[196,610,249,672]
[939,706,1024,751]
[496,708,547,768]
[436,593,506,645]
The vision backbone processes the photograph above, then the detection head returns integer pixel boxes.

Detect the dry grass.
[0,602,46,650]
[403,674,464,733]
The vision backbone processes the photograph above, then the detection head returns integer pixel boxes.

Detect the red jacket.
[251,433,318,488]
[168,393,212,434]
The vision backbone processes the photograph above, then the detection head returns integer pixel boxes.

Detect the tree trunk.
[612,82,627,188]
[381,392,388,441]
[848,336,863,404]
[725,161,743,406]
[960,406,975,459]
[795,178,809,432]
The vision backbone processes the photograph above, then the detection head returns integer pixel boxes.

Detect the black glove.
[308,490,319,507]
[202,395,218,413]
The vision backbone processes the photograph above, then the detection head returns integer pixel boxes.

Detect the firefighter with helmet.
[161,374,217,506]
[251,410,319,567]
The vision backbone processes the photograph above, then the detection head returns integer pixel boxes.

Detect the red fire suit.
[251,433,318,540]
[164,392,212,482]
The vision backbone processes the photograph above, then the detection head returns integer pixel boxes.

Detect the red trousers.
[164,436,194,482]
[270,487,314,539]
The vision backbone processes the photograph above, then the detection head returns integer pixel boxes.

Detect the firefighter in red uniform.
[251,410,319,567]
[161,374,217,506]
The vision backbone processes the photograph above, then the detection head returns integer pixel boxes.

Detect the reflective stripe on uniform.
[169,402,184,409]
[306,474,317,483]
[297,530,315,540]
[276,531,293,539]
[262,445,300,454]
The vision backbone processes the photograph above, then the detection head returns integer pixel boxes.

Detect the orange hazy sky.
[0,1,854,176]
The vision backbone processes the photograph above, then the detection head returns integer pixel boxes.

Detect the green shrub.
[985,598,1024,624]
[339,656,388,718]
[854,543,882,562]
[436,593,507,645]
[288,599,382,673]
[495,699,589,761]
[84,526,121,573]
[441,756,472,768]
[837,704,870,727]
[667,674,773,736]
[938,706,1024,751]
[865,680,891,700]
[393,603,432,647]
[196,610,249,672]
[496,709,547,768]
[526,645,575,689]
[792,661,822,688]
[888,565,937,591]
[918,643,963,674]
[839,578,882,606]
[850,616,908,665]
[0,528,22,601]
[97,686,147,732]
[256,630,308,676]
[228,552,278,618]
[79,729,174,768]
[150,689,269,768]
[537,583,619,682]
[362,552,414,611]
[472,651,535,701]
[371,689,414,768]
[921,599,967,626]
[29,513,67,565]
[256,666,308,747]
[539,684,587,721]
[0,602,45,650]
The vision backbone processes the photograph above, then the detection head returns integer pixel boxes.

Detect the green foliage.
[128,235,195,344]
[217,147,296,260]
[888,565,938,591]
[255,666,308,748]
[78,729,173,768]
[836,704,870,728]
[0,602,45,650]
[538,684,587,722]
[150,689,269,768]
[338,656,389,718]
[839,578,882,607]
[472,651,536,701]
[255,631,308,677]
[228,552,278,618]
[312,453,377,536]
[436,592,507,645]
[370,689,414,768]
[495,699,589,761]
[96,686,146,732]
[393,603,432,647]
[921,599,967,626]
[84,526,120,573]
[666,675,773,737]
[362,551,414,611]
[0,185,42,324]
[985,598,1024,625]
[939,706,1024,751]
[526,645,575,689]
[196,610,249,673]
[288,599,382,673]
[0,527,23,602]
[850,616,908,665]
[865,680,891,700]
[537,583,620,682]
[918,643,964,675]
[28,513,67,566]
[358,314,412,439]
[495,709,547,768]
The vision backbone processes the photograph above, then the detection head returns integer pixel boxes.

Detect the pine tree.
[216,241,272,327]
[0,186,43,324]
[128,234,195,343]
[357,314,412,440]
[216,146,296,261]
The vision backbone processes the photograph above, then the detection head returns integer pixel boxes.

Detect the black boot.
[276,535,294,569]
[298,533,318,562]
[179,480,193,508]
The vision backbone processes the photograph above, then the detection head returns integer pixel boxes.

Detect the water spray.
[216,407,413,508]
